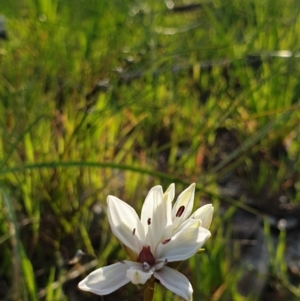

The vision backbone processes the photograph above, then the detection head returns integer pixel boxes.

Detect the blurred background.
[1,0,300,300]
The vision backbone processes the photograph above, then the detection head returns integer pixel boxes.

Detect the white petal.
[140,186,166,251]
[171,183,195,230]
[107,195,145,254]
[78,262,130,295]
[156,219,211,262]
[171,214,201,235]
[126,265,153,284]
[154,266,193,301]
[190,204,214,229]
[162,183,175,240]
[164,183,175,202]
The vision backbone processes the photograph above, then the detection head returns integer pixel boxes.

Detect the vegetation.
[1,0,300,300]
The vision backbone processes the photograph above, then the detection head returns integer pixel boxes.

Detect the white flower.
[78,184,213,301]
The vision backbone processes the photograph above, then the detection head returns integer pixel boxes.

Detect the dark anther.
[147,218,151,225]
[132,228,136,235]
[176,205,185,217]
[162,238,171,244]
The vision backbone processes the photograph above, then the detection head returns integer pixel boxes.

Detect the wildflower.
[78,184,213,301]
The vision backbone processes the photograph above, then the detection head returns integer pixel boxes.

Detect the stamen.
[147,218,151,225]
[164,258,168,265]
[176,205,185,217]
[162,238,171,244]
[132,228,136,235]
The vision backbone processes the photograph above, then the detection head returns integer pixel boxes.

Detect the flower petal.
[107,195,145,254]
[171,183,195,231]
[164,183,175,203]
[156,219,211,262]
[162,183,175,240]
[78,262,130,295]
[190,204,214,229]
[140,185,166,251]
[154,266,193,301]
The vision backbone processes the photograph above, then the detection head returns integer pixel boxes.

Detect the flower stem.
[143,276,155,301]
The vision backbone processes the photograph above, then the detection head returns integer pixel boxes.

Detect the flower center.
[138,245,155,266]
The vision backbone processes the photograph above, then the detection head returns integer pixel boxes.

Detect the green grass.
[1,0,300,300]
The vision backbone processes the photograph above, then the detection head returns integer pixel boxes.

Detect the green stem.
[143,276,155,301]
